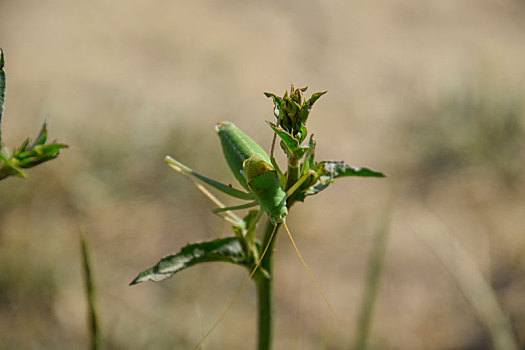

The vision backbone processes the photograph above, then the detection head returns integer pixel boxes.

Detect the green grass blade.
[412,211,519,350]
[80,230,102,350]
[352,201,392,350]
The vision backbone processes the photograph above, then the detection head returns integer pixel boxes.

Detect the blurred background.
[1,0,524,349]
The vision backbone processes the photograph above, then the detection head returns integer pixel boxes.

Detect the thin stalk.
[411,211,519,350]
[256,220,281,350]
[284,157,300,191]
[352,206,391,350]
[257,125,302,350]
[80,230,101,350]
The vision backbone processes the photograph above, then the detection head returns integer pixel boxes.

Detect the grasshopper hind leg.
[212,201,258,214]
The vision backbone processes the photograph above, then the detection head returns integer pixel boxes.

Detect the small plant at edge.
[0,49,67,181]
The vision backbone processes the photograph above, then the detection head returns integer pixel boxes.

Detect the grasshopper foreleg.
[285,170,317,198]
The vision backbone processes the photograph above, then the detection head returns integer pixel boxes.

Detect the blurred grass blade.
[411,210,518,350]
[80,230,102,350]
[352,197,392,350]
[130,237,249,285]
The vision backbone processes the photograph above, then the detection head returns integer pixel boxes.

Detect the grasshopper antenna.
[192,224,279,350]
[282,220,342,325]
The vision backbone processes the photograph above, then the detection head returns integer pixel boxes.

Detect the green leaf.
[265,86,325,142]
[9,122,68,169]
[320,161,386,179]
[130,237,248,285]
[0,48,5,145]
[290,85,303,104]
[298,91,326,124]
[305,91,327,109]
[264,92,284,119]
[284,94,299,117]
[298,124,308,143]
[300,135,316,175]
[0,151,25,179]
[298,161,385,199]
[15,143,68,168]
[267,121,308,159]
[31,122,48,147]
[15,138,30,153]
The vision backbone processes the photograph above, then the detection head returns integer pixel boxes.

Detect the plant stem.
[80,230,102,350]
[256,276,272,350]
[284,157,299,191]
[256,135,300,350]
[256,220,281,350]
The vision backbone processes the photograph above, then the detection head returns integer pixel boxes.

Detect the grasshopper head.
[269,204,288,224]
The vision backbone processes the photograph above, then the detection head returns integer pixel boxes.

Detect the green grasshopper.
[165,121,312,225]
[165,121,325,292]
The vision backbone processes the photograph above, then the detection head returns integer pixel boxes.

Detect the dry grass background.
[1,0,524,349]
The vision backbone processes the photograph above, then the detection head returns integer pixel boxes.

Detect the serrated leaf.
[130,237,248,285]
[299,161,385,199]
[320,161,386,178]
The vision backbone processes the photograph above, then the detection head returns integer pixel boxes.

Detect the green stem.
[80,230,102,350]
[256,277,272,350]
[255,220,281,350]
[284,157,299,192]
[256,140,300,350]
